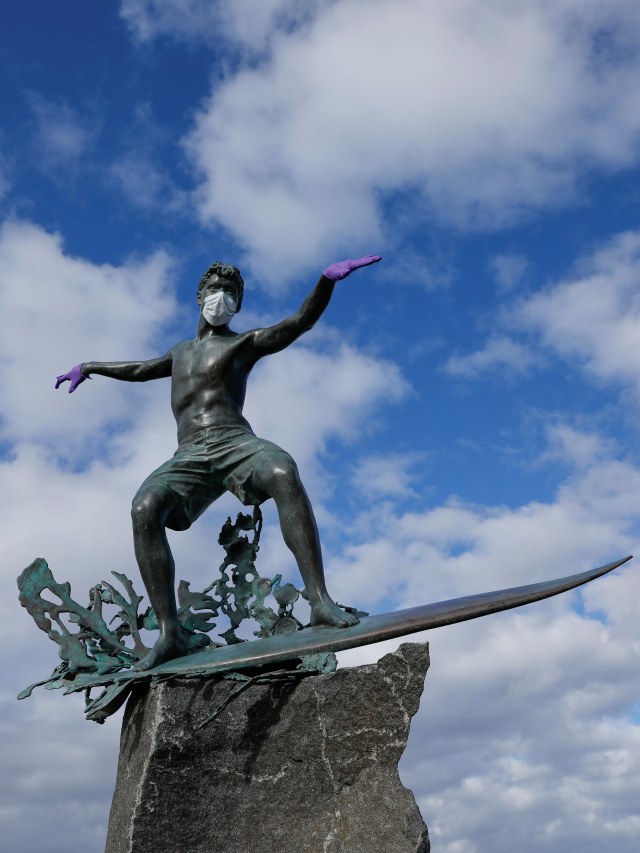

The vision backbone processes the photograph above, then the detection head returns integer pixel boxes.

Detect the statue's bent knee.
[273,453,299,480]
[131,487,172,525]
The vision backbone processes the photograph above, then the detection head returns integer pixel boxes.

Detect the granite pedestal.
[105,642,430,853]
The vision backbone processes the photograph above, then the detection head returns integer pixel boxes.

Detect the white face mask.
[201,291,237,326]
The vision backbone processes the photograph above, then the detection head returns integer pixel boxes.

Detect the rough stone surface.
[105,642,430,853]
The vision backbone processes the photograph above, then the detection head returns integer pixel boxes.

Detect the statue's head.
[197,262,245,313]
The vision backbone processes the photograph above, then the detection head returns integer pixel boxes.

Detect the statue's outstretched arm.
[55,352,172,392]
[251,255,382,357]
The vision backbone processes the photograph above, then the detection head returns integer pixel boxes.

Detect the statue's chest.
[176,339,240,382]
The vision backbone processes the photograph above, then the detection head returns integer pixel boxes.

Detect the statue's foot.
[310,598,359,629]
[134,632,188,671]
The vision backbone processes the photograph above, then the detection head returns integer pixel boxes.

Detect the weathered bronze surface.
[18,553,630,722]
[17,509,344,720]
[54,258,382,671]
[92,554,633,677]
[147,554,631,676]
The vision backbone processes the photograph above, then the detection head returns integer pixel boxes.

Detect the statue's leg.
[252,456,358,628]
[130,484,189,670]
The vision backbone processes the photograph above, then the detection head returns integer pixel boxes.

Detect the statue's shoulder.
[224,328,260,347]
[231,327,257,340]
[168,339,192,358]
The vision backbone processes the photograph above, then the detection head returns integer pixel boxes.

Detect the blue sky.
[2,2,640,851]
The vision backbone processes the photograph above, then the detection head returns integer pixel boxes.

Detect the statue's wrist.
[321,267,340,281]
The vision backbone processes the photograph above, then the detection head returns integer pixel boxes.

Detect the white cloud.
[327,431,640,614]
[27,93,97,171]
[488,252,530,293]
[351,450,427,499]
[444,335,537,379]
[442,228,640,389]
[410,604,640,853]
[244,341,409,474]
[119,0,328,51]
[0,219,193,853]
[106,102,187,215]
[183,0,640,283]
[336,429,640,853]
[0,692,119,853]
[109,152,187,214]
[0,219,177,447]
[0,150,9,200]
[539,423,616,471]
[516,229,640,395]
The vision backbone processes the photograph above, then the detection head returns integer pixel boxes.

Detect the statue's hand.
[55,364,89,393]
[322,254,382,281]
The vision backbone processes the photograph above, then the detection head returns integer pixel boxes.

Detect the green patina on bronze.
[18,509,344,722]
[17,545,630,723]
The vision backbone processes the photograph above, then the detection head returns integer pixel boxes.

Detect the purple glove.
[322,254,382,281]
[55,364,89,393]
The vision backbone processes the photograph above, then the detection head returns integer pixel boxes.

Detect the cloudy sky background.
[1,2,640,850]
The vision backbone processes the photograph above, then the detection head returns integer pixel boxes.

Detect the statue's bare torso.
[170,332,255,443]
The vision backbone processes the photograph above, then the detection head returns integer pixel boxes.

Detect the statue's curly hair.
[197,262,245,312]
